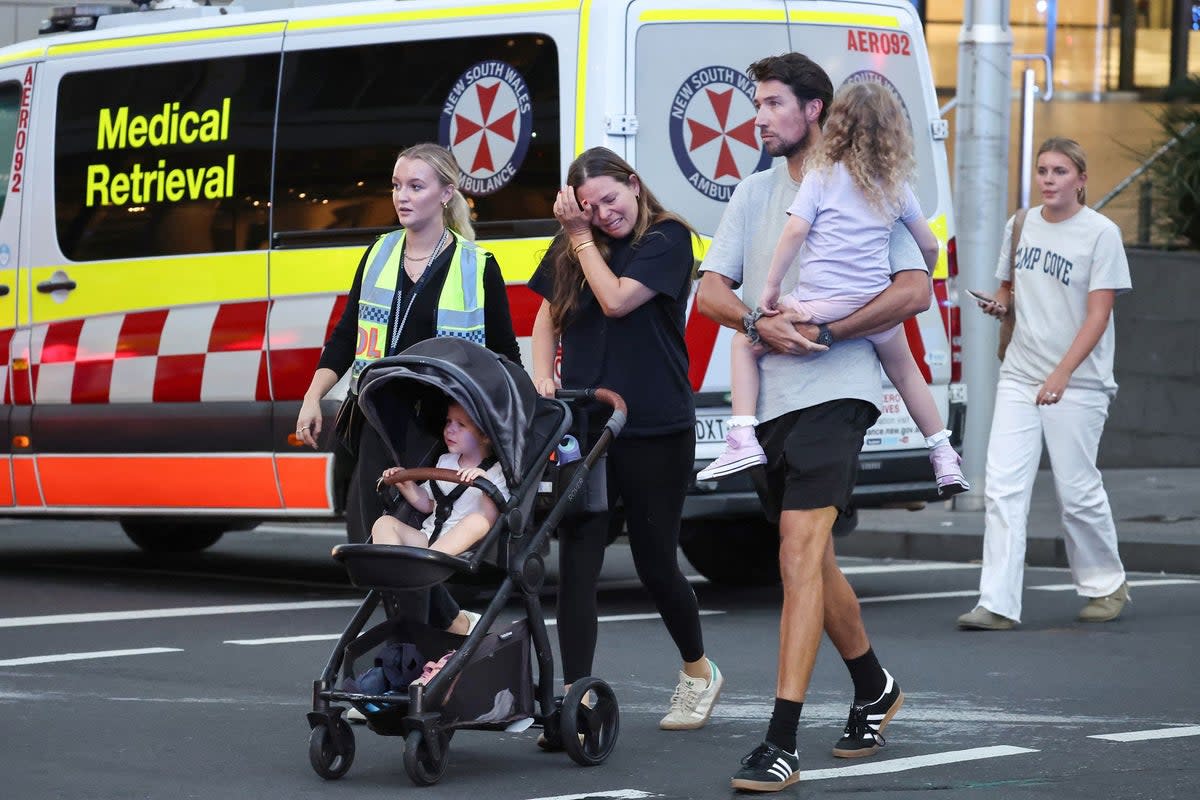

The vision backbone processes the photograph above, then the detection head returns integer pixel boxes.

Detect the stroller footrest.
[333,543,470,589]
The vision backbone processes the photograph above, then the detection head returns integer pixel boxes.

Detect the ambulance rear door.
[624,0,792,457]
[785,1,954,459]
[0,65,31,508]
[28,26,285,518]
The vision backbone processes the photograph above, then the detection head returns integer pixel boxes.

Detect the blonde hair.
[805,82,915,216]
[1037,136,1088,205]
[396,142,476,240]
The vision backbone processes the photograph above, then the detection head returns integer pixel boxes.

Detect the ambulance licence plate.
[694,411,728,445]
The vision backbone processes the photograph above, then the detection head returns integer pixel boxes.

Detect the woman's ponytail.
[444,188,475,241]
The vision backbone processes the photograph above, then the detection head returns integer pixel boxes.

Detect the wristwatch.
[742,307,765,346]
[816,323,834,347]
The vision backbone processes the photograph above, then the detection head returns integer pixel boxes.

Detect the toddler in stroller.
[372,399,509,557]
[306,338,626,786]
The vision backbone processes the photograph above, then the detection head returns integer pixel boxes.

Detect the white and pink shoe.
[929,443,970,497]
[696,425,767,481]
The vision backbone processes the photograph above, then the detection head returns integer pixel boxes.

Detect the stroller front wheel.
[561,677,619,766]
[403,729,451,786]
[308,716,355,780]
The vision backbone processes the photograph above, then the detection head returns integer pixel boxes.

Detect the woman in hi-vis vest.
[296,142,521,635]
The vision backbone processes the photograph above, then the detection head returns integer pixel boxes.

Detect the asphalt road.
[2,519,1198,799]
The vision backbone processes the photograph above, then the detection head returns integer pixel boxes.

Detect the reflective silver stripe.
[436,307,486,331]
[360,230,404,308]
[460,244,480,309]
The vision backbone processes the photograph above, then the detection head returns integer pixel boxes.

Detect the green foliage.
[1148,76,1200,248]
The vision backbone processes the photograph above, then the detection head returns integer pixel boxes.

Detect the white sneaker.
[345,706,366,724]
[462,610,482,635]
[659,658,723,730]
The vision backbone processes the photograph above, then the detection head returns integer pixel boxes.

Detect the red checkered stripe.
[2,285,546,406]
[3,295,348,405]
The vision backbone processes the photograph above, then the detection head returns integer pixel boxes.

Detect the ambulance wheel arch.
[119,518,259,553]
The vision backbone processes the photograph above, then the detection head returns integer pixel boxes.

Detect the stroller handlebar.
[377,469,505,509]
[553,388,627,439]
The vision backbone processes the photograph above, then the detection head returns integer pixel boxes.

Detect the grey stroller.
[306,337,625,786]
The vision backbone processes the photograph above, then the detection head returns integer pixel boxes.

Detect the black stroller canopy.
[355,338,538,486]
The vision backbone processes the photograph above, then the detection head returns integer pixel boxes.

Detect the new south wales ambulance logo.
[670,66,771,202]
[439,60,533,196]
[842,70,913,131]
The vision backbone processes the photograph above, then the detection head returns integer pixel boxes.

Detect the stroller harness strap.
[351,228,490,392]
[428,455,499,543]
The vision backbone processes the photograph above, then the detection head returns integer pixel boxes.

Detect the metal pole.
[953,0,1013,512]
[1170,0,1192,85]
[1019,68,1036,209]
[1118,0,1137,91]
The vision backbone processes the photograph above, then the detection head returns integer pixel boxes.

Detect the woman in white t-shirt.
[698,82,968,499]
[371,401,508,556]
[958,137,1133,631]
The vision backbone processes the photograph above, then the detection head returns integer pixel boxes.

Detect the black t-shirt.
[318,236,522,375]
[528,219,695,437]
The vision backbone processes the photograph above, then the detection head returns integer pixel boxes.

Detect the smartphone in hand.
[967,289,1006,312]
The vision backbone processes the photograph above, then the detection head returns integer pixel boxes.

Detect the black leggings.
[556,428,704,683]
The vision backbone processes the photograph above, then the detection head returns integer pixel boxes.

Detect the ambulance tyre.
[678,518,780,586]
[120,520,227,553]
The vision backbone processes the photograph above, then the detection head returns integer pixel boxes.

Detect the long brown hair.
[805,82,915,217]
[547,147,696,331]
[1037,136,1088,205]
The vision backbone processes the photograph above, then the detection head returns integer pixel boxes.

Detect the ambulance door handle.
[0,285,8,297]
[37,274,77,294]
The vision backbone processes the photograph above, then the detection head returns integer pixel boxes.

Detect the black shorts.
[754,399,880,518]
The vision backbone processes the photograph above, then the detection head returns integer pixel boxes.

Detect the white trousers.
[977,378,1126,621]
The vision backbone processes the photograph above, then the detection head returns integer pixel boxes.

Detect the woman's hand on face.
[1037,369,1070,405]
[534,376,557,399]
[296,399,322,449]
[553,185,594,241]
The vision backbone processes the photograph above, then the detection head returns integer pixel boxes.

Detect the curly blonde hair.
[805,82,915,217]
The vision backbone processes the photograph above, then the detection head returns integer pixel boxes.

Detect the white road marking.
[224,609,727,645]
[524,791,657,800]
[0,647,182,667]
[841,563,977,575]
[252,524,345,537]
[1089,725,1200,742]
[42,561,352,592]
[859,590,980,604]
[799,745,1038,781]
[0,600,362,629]
[1032,578,1198,592]
[226,634,341,646]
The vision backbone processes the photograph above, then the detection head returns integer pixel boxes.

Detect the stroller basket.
[338,615,533,731]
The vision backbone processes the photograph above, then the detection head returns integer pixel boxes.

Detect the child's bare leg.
[371,515,429,547]
[874,332,969,495]
[874,333,944,437]
[730,332,765,418]
[429,513,491,556]
[695,333,769,481]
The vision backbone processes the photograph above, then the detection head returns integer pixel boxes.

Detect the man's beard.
[764,122,811,159]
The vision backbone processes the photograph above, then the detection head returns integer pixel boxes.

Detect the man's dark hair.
[748,53,834,125]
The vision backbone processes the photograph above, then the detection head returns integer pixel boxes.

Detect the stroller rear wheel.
[403,728,453,786]
[308,716,355,779]
[561,677,619,766]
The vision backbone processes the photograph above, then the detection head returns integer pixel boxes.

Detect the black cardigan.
[318,236,522,376]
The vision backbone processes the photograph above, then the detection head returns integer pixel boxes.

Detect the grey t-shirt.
[699,162,928,423]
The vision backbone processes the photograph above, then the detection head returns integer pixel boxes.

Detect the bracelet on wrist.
[572,240,596,256]
[742,307,765,346]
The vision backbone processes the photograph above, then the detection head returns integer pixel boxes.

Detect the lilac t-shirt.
[786,162,921,302]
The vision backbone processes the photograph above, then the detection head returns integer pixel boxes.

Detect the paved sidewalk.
[840,468,1200,574]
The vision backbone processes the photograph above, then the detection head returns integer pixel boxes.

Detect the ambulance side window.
[274,33,560,241]
[54,55,280,261]
[0,81,21,218]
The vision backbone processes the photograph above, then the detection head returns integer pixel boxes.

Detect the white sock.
[925,429,951,449]
[728,416,759,429]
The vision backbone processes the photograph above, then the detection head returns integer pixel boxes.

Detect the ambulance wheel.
[561,677,619,766]
[121,520,226,554]
[679,518,780,586]
[403,729,451,786]
[308,718,355,780]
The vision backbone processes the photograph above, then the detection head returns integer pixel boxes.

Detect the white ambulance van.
[0,0,962,583]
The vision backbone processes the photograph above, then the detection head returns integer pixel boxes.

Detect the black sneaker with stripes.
[831,669,905,758]
[730,741,799,792]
